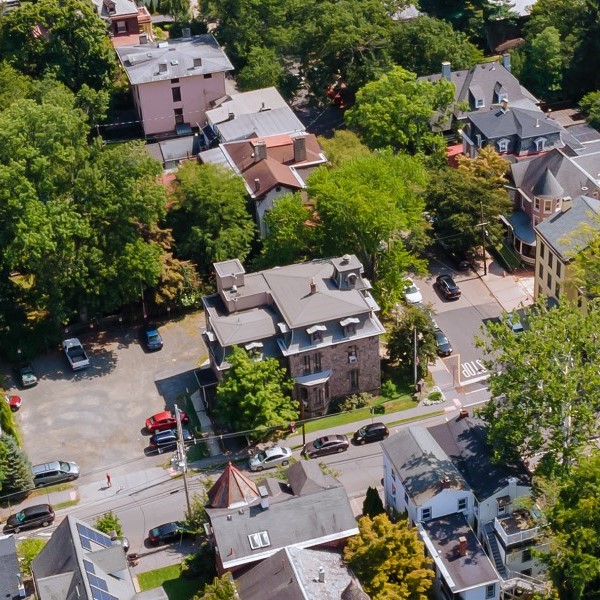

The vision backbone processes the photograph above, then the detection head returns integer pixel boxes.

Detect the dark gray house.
[202,255,385,418]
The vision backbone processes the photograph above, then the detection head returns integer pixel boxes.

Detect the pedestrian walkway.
[188,389,222,457]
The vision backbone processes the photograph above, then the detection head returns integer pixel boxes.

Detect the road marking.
[461,374,490,385]
[460,359,488,380]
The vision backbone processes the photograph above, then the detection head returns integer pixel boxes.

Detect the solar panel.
[88,574,108,591]
[77,523,111,549]
[90,586,119,600]
[83,559,95,575]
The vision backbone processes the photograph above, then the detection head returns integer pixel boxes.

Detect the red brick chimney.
[458,536,468,557]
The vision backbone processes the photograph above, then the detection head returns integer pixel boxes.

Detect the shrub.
[182,541,215,580]
[381,379,398,399]
[94,512,123,537]
[330,392,373,413]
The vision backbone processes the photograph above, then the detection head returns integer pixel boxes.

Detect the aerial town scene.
[0,0,599,598]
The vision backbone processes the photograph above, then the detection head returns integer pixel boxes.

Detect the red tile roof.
[207,462,259,508]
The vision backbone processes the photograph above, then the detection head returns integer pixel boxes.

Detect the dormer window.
[346,273,357,288]
[535,137,547,152]
[340,317,359,337]
[306,324,326,344]
[497,93,508,103]
[475,98,485,108]
[244,341,263,360]
[497,138,509,153]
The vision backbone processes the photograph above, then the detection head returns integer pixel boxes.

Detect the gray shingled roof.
[207,87,289,123]
[535,195,600,260]
[206,466,359,570]
[0,535,21,599]
[381,427,469,504]
[92,0,137,18]
[532,167,564,198]
[116,35,233,85]
[428,417,530,501]
[469,106,561,140]
[511,148,600,201]
[419,513,500,593]
[215,106,305,142]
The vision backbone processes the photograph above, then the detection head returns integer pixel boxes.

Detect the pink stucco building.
[116,35,233,137]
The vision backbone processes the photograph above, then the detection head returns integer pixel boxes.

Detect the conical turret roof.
[207,461,259,508]
[532,167,563,199]
[341,580,370,600]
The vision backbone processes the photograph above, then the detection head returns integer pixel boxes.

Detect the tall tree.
[256,194,318,269]
[476,299,600,475]
[579,90,600,129]
[215,346,297,438]
[540,450,600,599]
[168,163,255,278]
[309,150,428,281]
[0,434,34,501]
[0,0,116,91]
[362,486,385,519]
[345,66,455,155]
[389,16,483,76]
[317,130,370,168]
[194,575,236,600]
[563,214,600,299]
[236,46,284,92]
[520,27,564,101]
[344,513,434,600]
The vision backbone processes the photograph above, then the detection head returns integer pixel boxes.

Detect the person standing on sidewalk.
[106,473,112,487]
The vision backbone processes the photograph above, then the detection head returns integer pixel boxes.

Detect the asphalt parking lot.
[7,312,207,477]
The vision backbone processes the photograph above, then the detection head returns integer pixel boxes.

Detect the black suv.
[148,428,193,453]
[353,422,389,445]
[4,504,55,533]
[435,274,461,300]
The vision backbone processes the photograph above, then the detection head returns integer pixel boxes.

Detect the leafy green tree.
[308,150,428,287]
[345,66,455,155]
[185,490,209,534]
[389,16,483,76]
[580,90,600,129]
[519,27,564,101]
[0,0,116,91]
[476,299,600,475]
[455,146,509,185]
[362,486,385,519]
[426,165,511,255]
[237,46,284,92]
[344,513,434,600]
[168,162,255,278]
[0,62,32,109]
[215,346,297,438]
[194,575,236,600]
[317,130,370,168]
[160,0,190,20]
[17,538,46,577]
[256,194,318,269]
[0,396,19,440]
[94,512,123,537]
[540,450,600,599]
[387,304,438,374]
[0,434,34,501]
[565,223,600,299]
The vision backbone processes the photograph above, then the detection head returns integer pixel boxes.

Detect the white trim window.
[475,98,485,108]
[534,137,547,152]
[497,138,509,153]
[248,531,271,550]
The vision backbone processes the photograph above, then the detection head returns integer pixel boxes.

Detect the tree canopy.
[236,46,285,93]
[344,513,434,600]
[579,90,600,130]
[215,346,297,438]
[168,163,255,279]
[345,66,454,155]
[0,434,34,501]
[477,299,600,475]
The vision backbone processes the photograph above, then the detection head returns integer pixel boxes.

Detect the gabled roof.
[206,464,358,570]
[468,106,561,140]
[511,148,600,201]
[535,195,600,260]
[419,61,538,119]
[116,35,233,85]
[207,87,288,123]
[419,513,500,593]
[428,417,531,501]
[0,535,21,599]
[207,462,259,508]
[215,107,306,142]
[381,427,470,505]
[31,516,146,600]
[92,0,137,18]
[236,546,366,600]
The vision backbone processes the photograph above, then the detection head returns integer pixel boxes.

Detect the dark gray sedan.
[302,435,349,459]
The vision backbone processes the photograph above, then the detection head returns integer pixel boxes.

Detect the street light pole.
[477,201,489,276]
[174,403,192,516]
[413,327,418,390]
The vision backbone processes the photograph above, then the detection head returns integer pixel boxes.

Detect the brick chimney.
[292,135,307,162]
[253,140,267,162]
[458,536,468,557]
[310,278,317,294]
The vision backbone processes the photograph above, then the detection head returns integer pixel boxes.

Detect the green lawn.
[138,564,203,600]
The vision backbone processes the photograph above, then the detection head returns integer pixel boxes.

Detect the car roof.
[156,521,180,532]
[152,429,177,439]
[150,411,172,420]
[438,274,455,282]
[265,446,287,456]
[23,504,52,516]
[320,435,346,442]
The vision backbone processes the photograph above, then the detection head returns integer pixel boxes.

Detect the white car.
[249,446,293,471]
[404,279,423,304]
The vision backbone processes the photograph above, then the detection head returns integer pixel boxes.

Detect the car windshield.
[436,331,448,344]
[256,451,267,461]
[59,461,70,471]
[312,439,323,449]
[358,427,367,436]
[405,285,418,294]
[148,333,160,342]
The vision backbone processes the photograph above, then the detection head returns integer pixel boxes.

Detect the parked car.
[434,329,453,357]
[302,435,349,458]
[501,312,524,334]
[33,460,80,487]
[448,250,473,271]
[4,394,22,412]
[17,364,37,388]
[145,410,189,433]
[3,504,55,533]
[62,338,90,370]
[403,279,423,304]
[435,274,461,300]
[147,521,190,546]
[249,446,293,471]
[143,325,163,351]
[352,423,389,445]
[148,429,193,453]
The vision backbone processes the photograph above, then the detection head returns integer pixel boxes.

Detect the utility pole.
[477,201,489,276]
[174,403,192,516]
[413,327,418,390]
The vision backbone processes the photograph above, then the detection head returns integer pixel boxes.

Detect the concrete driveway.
[10,312,207,476]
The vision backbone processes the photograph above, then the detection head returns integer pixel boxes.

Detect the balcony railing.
[494,516,539,546]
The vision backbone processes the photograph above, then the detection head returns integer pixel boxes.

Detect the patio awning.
[501,211,536,245]
[294,370,332,387]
